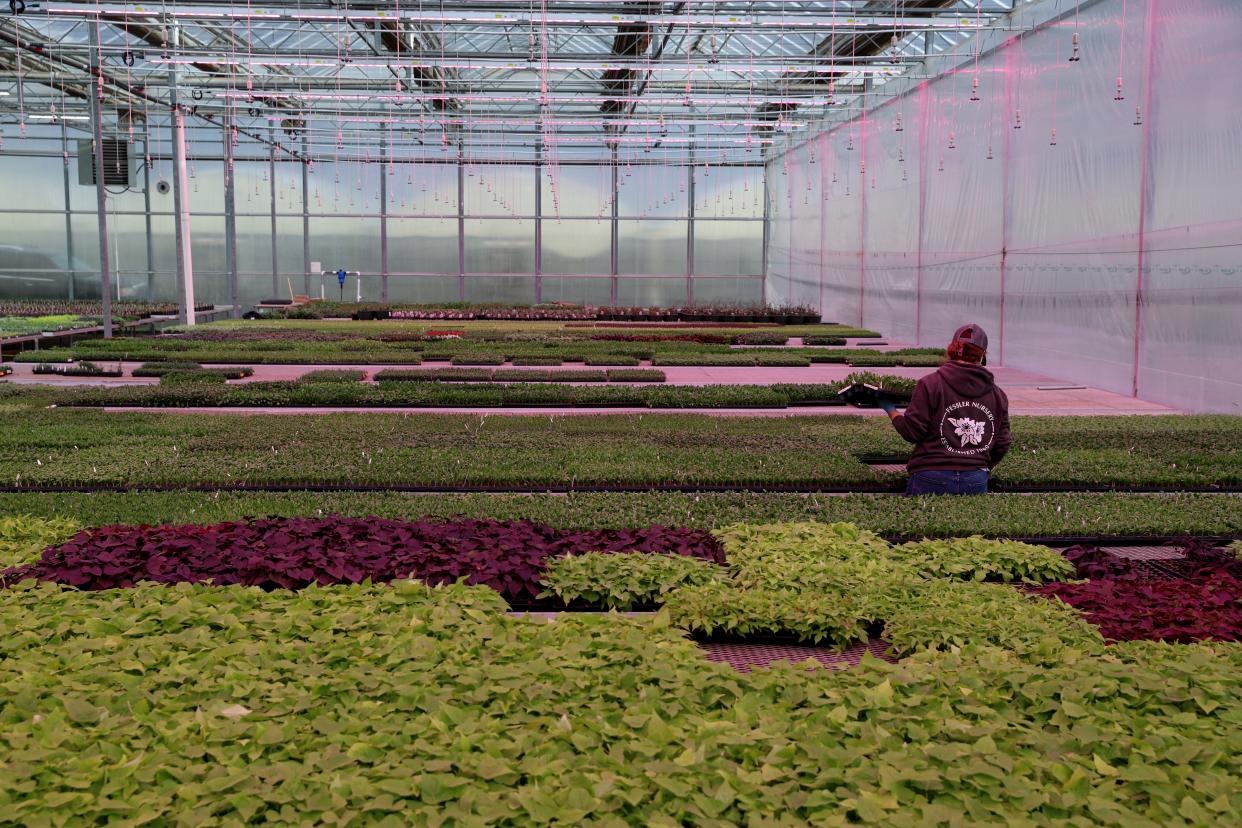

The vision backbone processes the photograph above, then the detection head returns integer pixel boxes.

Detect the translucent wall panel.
[765,0,1242,411]
[189,216,228,305]
[1003,0,1147,392]
[464,275,536,304]
[307,159,383,215]
[542,219,610,275]
[274,217,306,288]
[464,165,535,216]
[693,277,763,306]
[307,217,381,274]
[819,134,861,324]
[387,276,461,304]
[1138,0,1242,412]
[861,100,920,343]
[694,221,763,276]
[618,166,688,218]
[387,163,457,217]
[0,153,65,210]
[618,220,686,276]
[463,219,534,274]
[185,161,226,214]
[694,166,764,218]
[917,74,1004,351]
[542,166,612,218]
[541,276,613,306]
[763,155,793,307]
[616,277,687,307]
[389,218,459,274]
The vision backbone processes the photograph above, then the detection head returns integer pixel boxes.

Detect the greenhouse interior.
[1,0,1240,824]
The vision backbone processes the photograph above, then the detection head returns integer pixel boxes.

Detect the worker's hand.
[878,399,898,417]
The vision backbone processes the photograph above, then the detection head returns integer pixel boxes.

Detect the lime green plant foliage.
[538,552,723,610]
[661,582,870,646]
[0,515,79,569]
[883,580,1105,660]
[2,578,1242,822]
[678,522,1086,648]
[892,536,1076,583]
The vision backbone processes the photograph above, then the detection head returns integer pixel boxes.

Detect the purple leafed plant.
[1033,575,1242,643]
[1,518,724,599]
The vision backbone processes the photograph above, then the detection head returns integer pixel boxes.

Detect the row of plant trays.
[350,308,822,324]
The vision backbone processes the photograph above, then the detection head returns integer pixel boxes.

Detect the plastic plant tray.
[700,637,893,672]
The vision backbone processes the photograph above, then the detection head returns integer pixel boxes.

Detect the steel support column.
[269,127,279,298]
[301,131,310,296]
[88,22,114,337]
[457,149,465,302]
[686,129,696,306]
[222,113,240,316]
[60,119,76,302]
[379,131,389,301]
[1132,0,1157,398]
[142,119,155,302]
[609,146,619,305]
[168,22,196,325]
[533,140,542,304]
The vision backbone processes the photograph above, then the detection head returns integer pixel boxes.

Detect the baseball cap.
[950,323,988,352]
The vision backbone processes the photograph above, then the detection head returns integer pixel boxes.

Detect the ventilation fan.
[77,138,140,188]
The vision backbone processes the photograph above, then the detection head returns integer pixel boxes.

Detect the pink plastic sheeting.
[767,0,1242,412]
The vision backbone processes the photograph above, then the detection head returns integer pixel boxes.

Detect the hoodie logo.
[949,417,987,447]
[939,401,995,456]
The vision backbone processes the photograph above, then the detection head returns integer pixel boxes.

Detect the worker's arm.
[887,381,933,444]
[989,389,1012,467]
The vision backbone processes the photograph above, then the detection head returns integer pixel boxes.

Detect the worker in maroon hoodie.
[877,324,1011,495]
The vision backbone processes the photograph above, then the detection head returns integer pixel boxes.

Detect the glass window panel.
[463,219,534,274]
[147,214,178,302]
[388,163,458,217]
[389,217,459,275]
[189,216,228,305]
[464,275,536,304]
[307,159,382,215]
[618,220,686,276]
[694,166,764,219]
[541,165,612,217]
[464,164,535,216]
[186,160,225,213]
[0,210,78,300]
[307,216,381,274]
[236,219,275,279]
[275,217,306,285]
[0,153,66,211]
[615,277,687,307]
[541,219,610,275]
[232,161,272,215]
[541,276,613,307]
[387,275,461,304]
[693,221,763,276]
[618,165,688,217]
[692,277,763,307]
[273,158,305,215]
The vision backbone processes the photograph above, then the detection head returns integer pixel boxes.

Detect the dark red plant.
[1034,575,1242,643]
[1,518,723,600]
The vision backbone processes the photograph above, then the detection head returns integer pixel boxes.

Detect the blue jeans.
[905,469,989,496]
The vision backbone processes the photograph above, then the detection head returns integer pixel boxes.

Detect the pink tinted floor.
[10,360,1177,416]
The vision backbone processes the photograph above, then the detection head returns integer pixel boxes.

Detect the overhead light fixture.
[27,114,90,121]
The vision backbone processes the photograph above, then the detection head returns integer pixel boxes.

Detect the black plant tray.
[505,600,661,614]
[689,632,868,648]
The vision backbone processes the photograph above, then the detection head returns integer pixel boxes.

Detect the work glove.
[878,399,897,416]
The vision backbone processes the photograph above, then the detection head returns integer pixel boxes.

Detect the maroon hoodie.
[891,361,1012,473]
